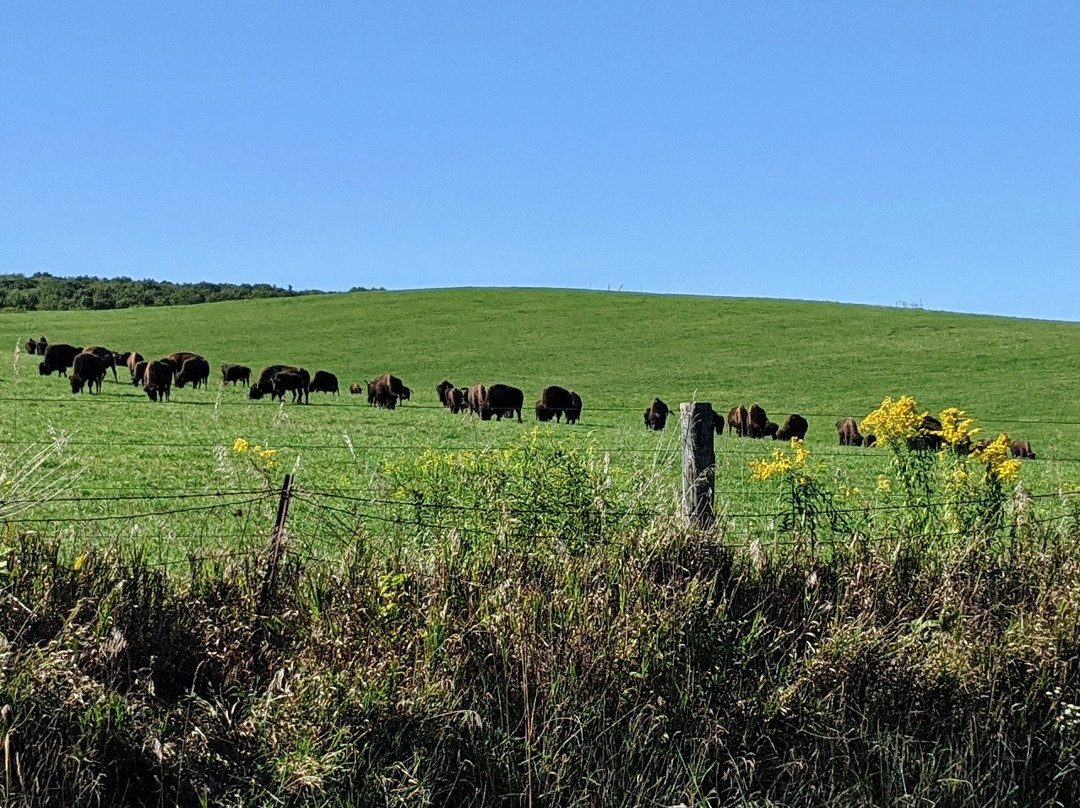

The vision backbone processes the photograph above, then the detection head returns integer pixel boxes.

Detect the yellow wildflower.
[233,437,250,453]
[971,434,1021,483]
[937,408,979,448]
[877,475,892,492]
[861,396,927,449]
[750,439,809,483]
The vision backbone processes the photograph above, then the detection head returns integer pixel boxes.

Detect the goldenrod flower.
[861,396,927,449]
[233,437,250,453]
[971,434,1021,483]
[938,408,979,448]
[877,475,892,492]
[750,439,809,483]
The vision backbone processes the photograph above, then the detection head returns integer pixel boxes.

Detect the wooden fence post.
[681,402,715,529]
[259,474,294,615]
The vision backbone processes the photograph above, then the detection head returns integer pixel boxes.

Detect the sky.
[2,3,1078,320]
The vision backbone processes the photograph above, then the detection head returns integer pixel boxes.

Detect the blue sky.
[2,3,1078,319]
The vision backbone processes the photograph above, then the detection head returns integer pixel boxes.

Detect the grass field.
[5,289,1080,806]
[2,287,1080,557]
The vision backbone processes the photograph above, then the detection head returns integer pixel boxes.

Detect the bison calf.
[644,398,670,431]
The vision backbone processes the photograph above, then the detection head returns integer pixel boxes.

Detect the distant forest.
[0,272,353,312]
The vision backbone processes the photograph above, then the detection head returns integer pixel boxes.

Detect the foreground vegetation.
[3,426,1080,806]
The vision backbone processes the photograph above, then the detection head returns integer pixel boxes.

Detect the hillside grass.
[2,289,1080,557]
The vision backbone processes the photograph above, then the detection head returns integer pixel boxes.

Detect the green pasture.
[2,288,1079,556]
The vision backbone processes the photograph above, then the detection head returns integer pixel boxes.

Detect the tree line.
[0,272,366,311]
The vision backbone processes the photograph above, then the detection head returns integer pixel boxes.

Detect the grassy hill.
[1,287,1079,549]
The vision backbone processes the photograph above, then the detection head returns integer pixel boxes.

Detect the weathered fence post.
[681,402,715,529]
[259,474,294,615]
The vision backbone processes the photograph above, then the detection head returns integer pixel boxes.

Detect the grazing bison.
[465,383,487,416]
[536,385,574,422]
[747,404,769,438]
[481,384,524,422]
[25,338,37,355]
[864,433,877,448]
[644,398,670,431]
[565,392,583,424]
[436,380,455,407]
[309,370,339,395]
[908,415,943,452]
[122,352,145,380]
[70,352,107,394]
[371,373,410,405]
[368,377,399,409]
[142,360,173,402]
[775,414,809,441]
[836,417,864,447]
[1011,440,1036,459]
[349,382,364,395]
[132,360,149,386]
[221,363,251,386]
[79,346,119,383]
[447,387,468,414]
[38,343,83,377]
[250,365,309,403]
[175,356,211,389]
[764,421,779,438]
[272,370,309,404]
[728,405,749,437]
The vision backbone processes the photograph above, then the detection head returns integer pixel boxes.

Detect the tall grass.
[3,432,1080,807]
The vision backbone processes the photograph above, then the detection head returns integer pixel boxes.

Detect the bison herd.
[23,335,1038,458]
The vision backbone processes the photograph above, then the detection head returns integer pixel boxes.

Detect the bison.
[536,385,574,423]
[176,356,211,389]
[565,392,583,424]
[644,398,670,431]
[465,383,487,416]
[775,414,809,441]
[368,377,399,409]
[371,373,410,405]
[349,382,364,395]
[142,360,173,402]
[79,346,119,383]
[836,417,864,447]
[38,343,83,377]
[122,352,145,380]
[447,387,468,414]
[1011,440,1036,459]
[309,370,339,395]
[436,380,455,407]
[24,338,37,355]
[272,370,309,404]
[70,352,107,394]
[728,405,749,437]
[249,365,309,403]
[221,363,251,386]
[907,415,943,452]
[132,360,148,386]
[481,384,524,422]
[747,404,769,438]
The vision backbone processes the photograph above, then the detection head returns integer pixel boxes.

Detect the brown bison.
[536,385,574,422]
[24,338,37,355]
[747,404,769,438]
[122,352,145,379]
[131,360,148,386]
[836,417,864,447]
[907,415,943,452]
[465,383,487,415]
[70,352,107,394]
[368,377,399,409]
[1011,440,1036,459]
[775,414,809,441]
[221,363,251,386]
[272,370,309,404]
[142,360,173,402]
[79,346,119,383]
[349,382,364,395]
[371,373,410,404]
[176,356,211,389]
[644,398,670,431]
[447,387,468,414]
[864,433,877,448]
[309,370,339,395]
[37,336,48,354]
[728,405,749,437]
[436,380,455,407]
[565,391,582,424]
[250,365,310,403]
[481,384,524,422]
[38,343,83,377]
